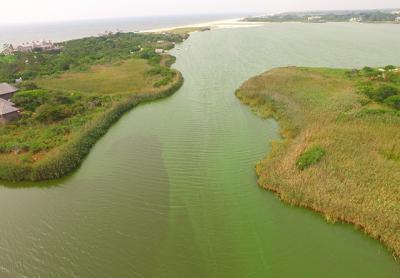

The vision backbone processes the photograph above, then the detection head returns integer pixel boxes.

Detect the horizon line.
[1,7,399,26]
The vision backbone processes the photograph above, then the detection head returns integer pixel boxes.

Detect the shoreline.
[0,16,257,51]
[140,17,264,33]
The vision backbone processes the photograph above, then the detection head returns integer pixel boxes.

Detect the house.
[395,17,400,23]
[0,83,18,100]
[0,83,20,123]
[1,44,14,55]
[349,17,362,23]
[16,43,34,52]
[0,98,20,124]
[307,16,322,21]
[155,49,165,54]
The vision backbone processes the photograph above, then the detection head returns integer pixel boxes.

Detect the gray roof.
[0,98,15,106]
[0,98,19,115]
[0,83,18,96]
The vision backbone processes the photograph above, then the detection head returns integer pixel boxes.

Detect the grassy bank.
[0,68,183,182]
[0,32,186,182]
[235,66,400,258]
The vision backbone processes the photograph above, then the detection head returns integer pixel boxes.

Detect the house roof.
[0,98,15,106]
[0,83,18,96]
[0,98,19,115]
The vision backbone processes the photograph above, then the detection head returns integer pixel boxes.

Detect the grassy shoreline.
[236,67,400,258]
[0,72,183,182]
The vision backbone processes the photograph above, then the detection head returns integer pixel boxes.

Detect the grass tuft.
[296,146,326,170]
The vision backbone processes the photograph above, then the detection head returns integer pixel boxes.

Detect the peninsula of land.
[236,66,400,257]
[0,30,200,181]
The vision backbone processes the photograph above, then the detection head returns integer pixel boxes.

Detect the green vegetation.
[0,32,185,83]
[236,66,400,258]
[245,9,400,23]
[167,26,211,37]
[384,95,400,109]
[36,58,169,94]
[296,146,326,170]
[0,32,185,181]
[0,55,17,64]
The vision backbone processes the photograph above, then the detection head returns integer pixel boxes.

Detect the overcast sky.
[1,0,399,24]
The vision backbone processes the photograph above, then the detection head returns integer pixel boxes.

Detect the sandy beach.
[141,17,264,33]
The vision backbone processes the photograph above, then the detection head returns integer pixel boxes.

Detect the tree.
[372,85,398,102]
[384,65,396,70]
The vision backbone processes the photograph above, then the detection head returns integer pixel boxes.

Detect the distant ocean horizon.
[0,14,250,49]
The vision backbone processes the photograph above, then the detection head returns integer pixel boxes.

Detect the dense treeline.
[0,32,184,82]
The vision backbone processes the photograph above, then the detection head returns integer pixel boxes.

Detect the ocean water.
[0,13,246,48]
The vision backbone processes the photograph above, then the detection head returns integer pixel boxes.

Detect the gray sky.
[1,0,399,24]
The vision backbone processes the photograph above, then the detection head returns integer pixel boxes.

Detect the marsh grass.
[236,67,400,258]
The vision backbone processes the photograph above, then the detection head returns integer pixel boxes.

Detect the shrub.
[12,89,49,111]
[362,66,378,77]
[17,81,38,91]
[154,77,172,88]
[35,104,73,123]
[358,83,375,99]
[373,85,398,102]
[384,65,396,70]
[147,66,163,76]
[362,66,374,73]
[384,95,400,110]
[164,56,176,68]
[296,146,326,170]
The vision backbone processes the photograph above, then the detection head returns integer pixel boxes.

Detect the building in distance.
[2,40,61,54]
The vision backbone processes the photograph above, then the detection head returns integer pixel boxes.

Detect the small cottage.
[0,83,20,123]
[0,83,18,100]
[0,98,20,124]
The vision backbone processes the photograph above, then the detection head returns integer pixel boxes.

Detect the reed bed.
[236,67,400,258]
